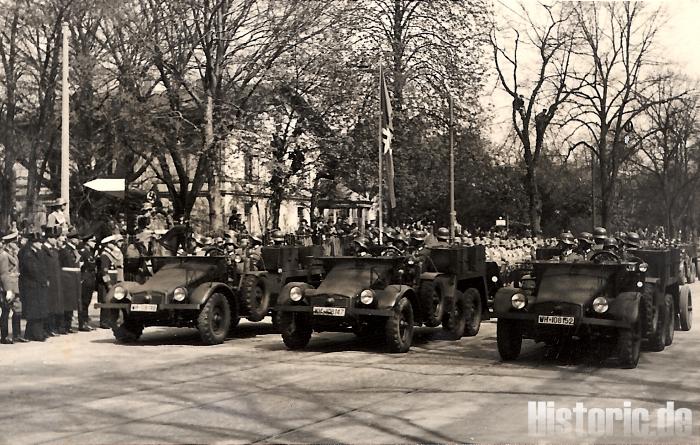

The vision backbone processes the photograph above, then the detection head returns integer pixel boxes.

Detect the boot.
[12,314,28,342]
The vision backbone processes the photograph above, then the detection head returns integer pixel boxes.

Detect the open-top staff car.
[97,256,238,345]
[275,251,486,353]
[493,248,692,368]
[238,245,324,322]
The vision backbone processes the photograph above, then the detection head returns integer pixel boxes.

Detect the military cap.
[1,232,18,242]
[250,234,263,246]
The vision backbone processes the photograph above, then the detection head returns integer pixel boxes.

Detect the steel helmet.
[593,227,607,243]
[270,229,285,243]
[559,231,576,245]
[603,236,618,250]
[353,236,369,250]
[436,227,450,241]
[626,232,641,248]
[578,232,594,245]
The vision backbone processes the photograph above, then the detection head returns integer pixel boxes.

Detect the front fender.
[376,285,415,310]
[189,282,236,307]
[608,292,641,325]
[278,281,315,306]
[493,287,522,316]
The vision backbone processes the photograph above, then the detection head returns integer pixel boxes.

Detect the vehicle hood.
[534,264,615,306]
[128,262,218,295]
[310,261,395,298]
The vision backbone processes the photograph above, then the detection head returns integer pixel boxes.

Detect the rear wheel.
[279,312,312,350]
[420,281,443,327]
[665,294,674,346]
[496,318,522,360]
[241,275,270,322]
[679,286,693,331]
[618,313,642,369]
[641,284,656,336]
[197,293,231,345]
[463,288,482,337]
[646,302,666,352]
[385,297,414,353]
[442,291,469,339]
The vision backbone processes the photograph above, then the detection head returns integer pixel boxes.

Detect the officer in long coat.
[43,226,64,335]
[59,228,82,333]
[18,231,49,341]
[78,236,96,331]
[0,232,26,343]
[98,234,124,328]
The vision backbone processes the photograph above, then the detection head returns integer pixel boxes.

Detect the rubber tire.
[641,284,656,337]
[646,301,666,352]
[197,293,231,345]
[420,281,443,327]
[496,318,522,361]
[463,288,482,337]
[385,297,414,353]
[679,285,693,331]
[618,313,642,369]
[241,275,270,322]
[113,318,144,343]
[689,263,696,283]
[279,311,312,350]
[442,291,469,339]
[665,294,674,346]
[228,295,241,334]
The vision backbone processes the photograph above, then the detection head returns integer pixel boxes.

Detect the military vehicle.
[275,248,492,353]
[97,256,238,345]
[238,245,324,322]
[493,248,692,368]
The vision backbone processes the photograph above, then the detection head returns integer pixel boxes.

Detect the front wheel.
[113,318,144,343]
[496,318,522,360]
[618,315,642,369]
[665,294,674,346]
[197,293,231,345]
[241,275,271,322]
[646,302,666,352]
[385,297,414,353]
[679,286,693,331]
[279,312,312,350]
[442,291,469,339]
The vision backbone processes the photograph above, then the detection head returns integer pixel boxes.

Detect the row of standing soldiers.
[0,226,125,343]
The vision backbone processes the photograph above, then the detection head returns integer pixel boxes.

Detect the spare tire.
[420,280,443,327]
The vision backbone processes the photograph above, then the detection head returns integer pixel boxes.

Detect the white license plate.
[538,315,575,326]
[130,304,157,312]
[313,306,346,317]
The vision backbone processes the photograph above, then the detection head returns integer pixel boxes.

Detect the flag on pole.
[380,71,396,209]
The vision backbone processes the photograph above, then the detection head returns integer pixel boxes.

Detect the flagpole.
[449,95,455,242]
[378,64,384,246]
[61,22,70,223]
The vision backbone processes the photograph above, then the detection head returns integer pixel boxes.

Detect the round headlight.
[592,296,609,313]
[360,289,375,305]
[234,254,242,263]
[290,286,303,302]
[407,258,415,265]
[491,276,499,283]
[173,287,187,302]
[511,293,527,309]
[114,286,127,301]
[277,268,283,274]
[638,262,648,273]
[637,281,643,288]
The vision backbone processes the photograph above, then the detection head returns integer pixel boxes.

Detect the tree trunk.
[205,93,223,231]
[525,163,542,234]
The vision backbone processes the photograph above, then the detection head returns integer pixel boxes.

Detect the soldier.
[97,234,125,329]
[78,235,97,331]
[42,226,65,336]
[270,229,286,246]
[352,236,371,256]
[59,228,82,333]
[576,232,594,259]
[434,227,451,247]
[592,227,607,250]
[602,237,620,254]
[557,231,581,261]
[0,232,27,343]
[19,231,49,341]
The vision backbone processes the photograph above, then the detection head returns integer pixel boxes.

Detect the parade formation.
[0,197,693,371]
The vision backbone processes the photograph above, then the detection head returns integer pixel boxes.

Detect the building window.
[244,154,259,181]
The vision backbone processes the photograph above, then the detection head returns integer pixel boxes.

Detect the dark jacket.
[43,244,64,315]
[59,243,81,311]
[18,245,49,319]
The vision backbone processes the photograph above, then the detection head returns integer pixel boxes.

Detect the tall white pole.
[61,22,70,222]
[378,65,384,245]
[449,95,455,241]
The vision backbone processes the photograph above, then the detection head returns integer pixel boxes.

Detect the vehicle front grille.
[531,301,582,318]
[308,294,351,308]
[130,291,167,305]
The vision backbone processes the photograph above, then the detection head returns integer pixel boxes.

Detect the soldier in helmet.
[576,232,594,259]
[352,236,371,257]
[602,236,619,254]
[435,227,451,247]
[270,229,286,246]
[557,231,580,261]
[592,227,607,251]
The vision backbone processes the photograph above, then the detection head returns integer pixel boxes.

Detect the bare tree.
[492,2,582,234]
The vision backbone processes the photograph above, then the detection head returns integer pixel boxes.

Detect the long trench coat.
[43,245,64,316]
[18,245,49,320]
[59,244,81,312]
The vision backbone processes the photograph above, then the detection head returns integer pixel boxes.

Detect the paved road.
[1,284,698,444]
